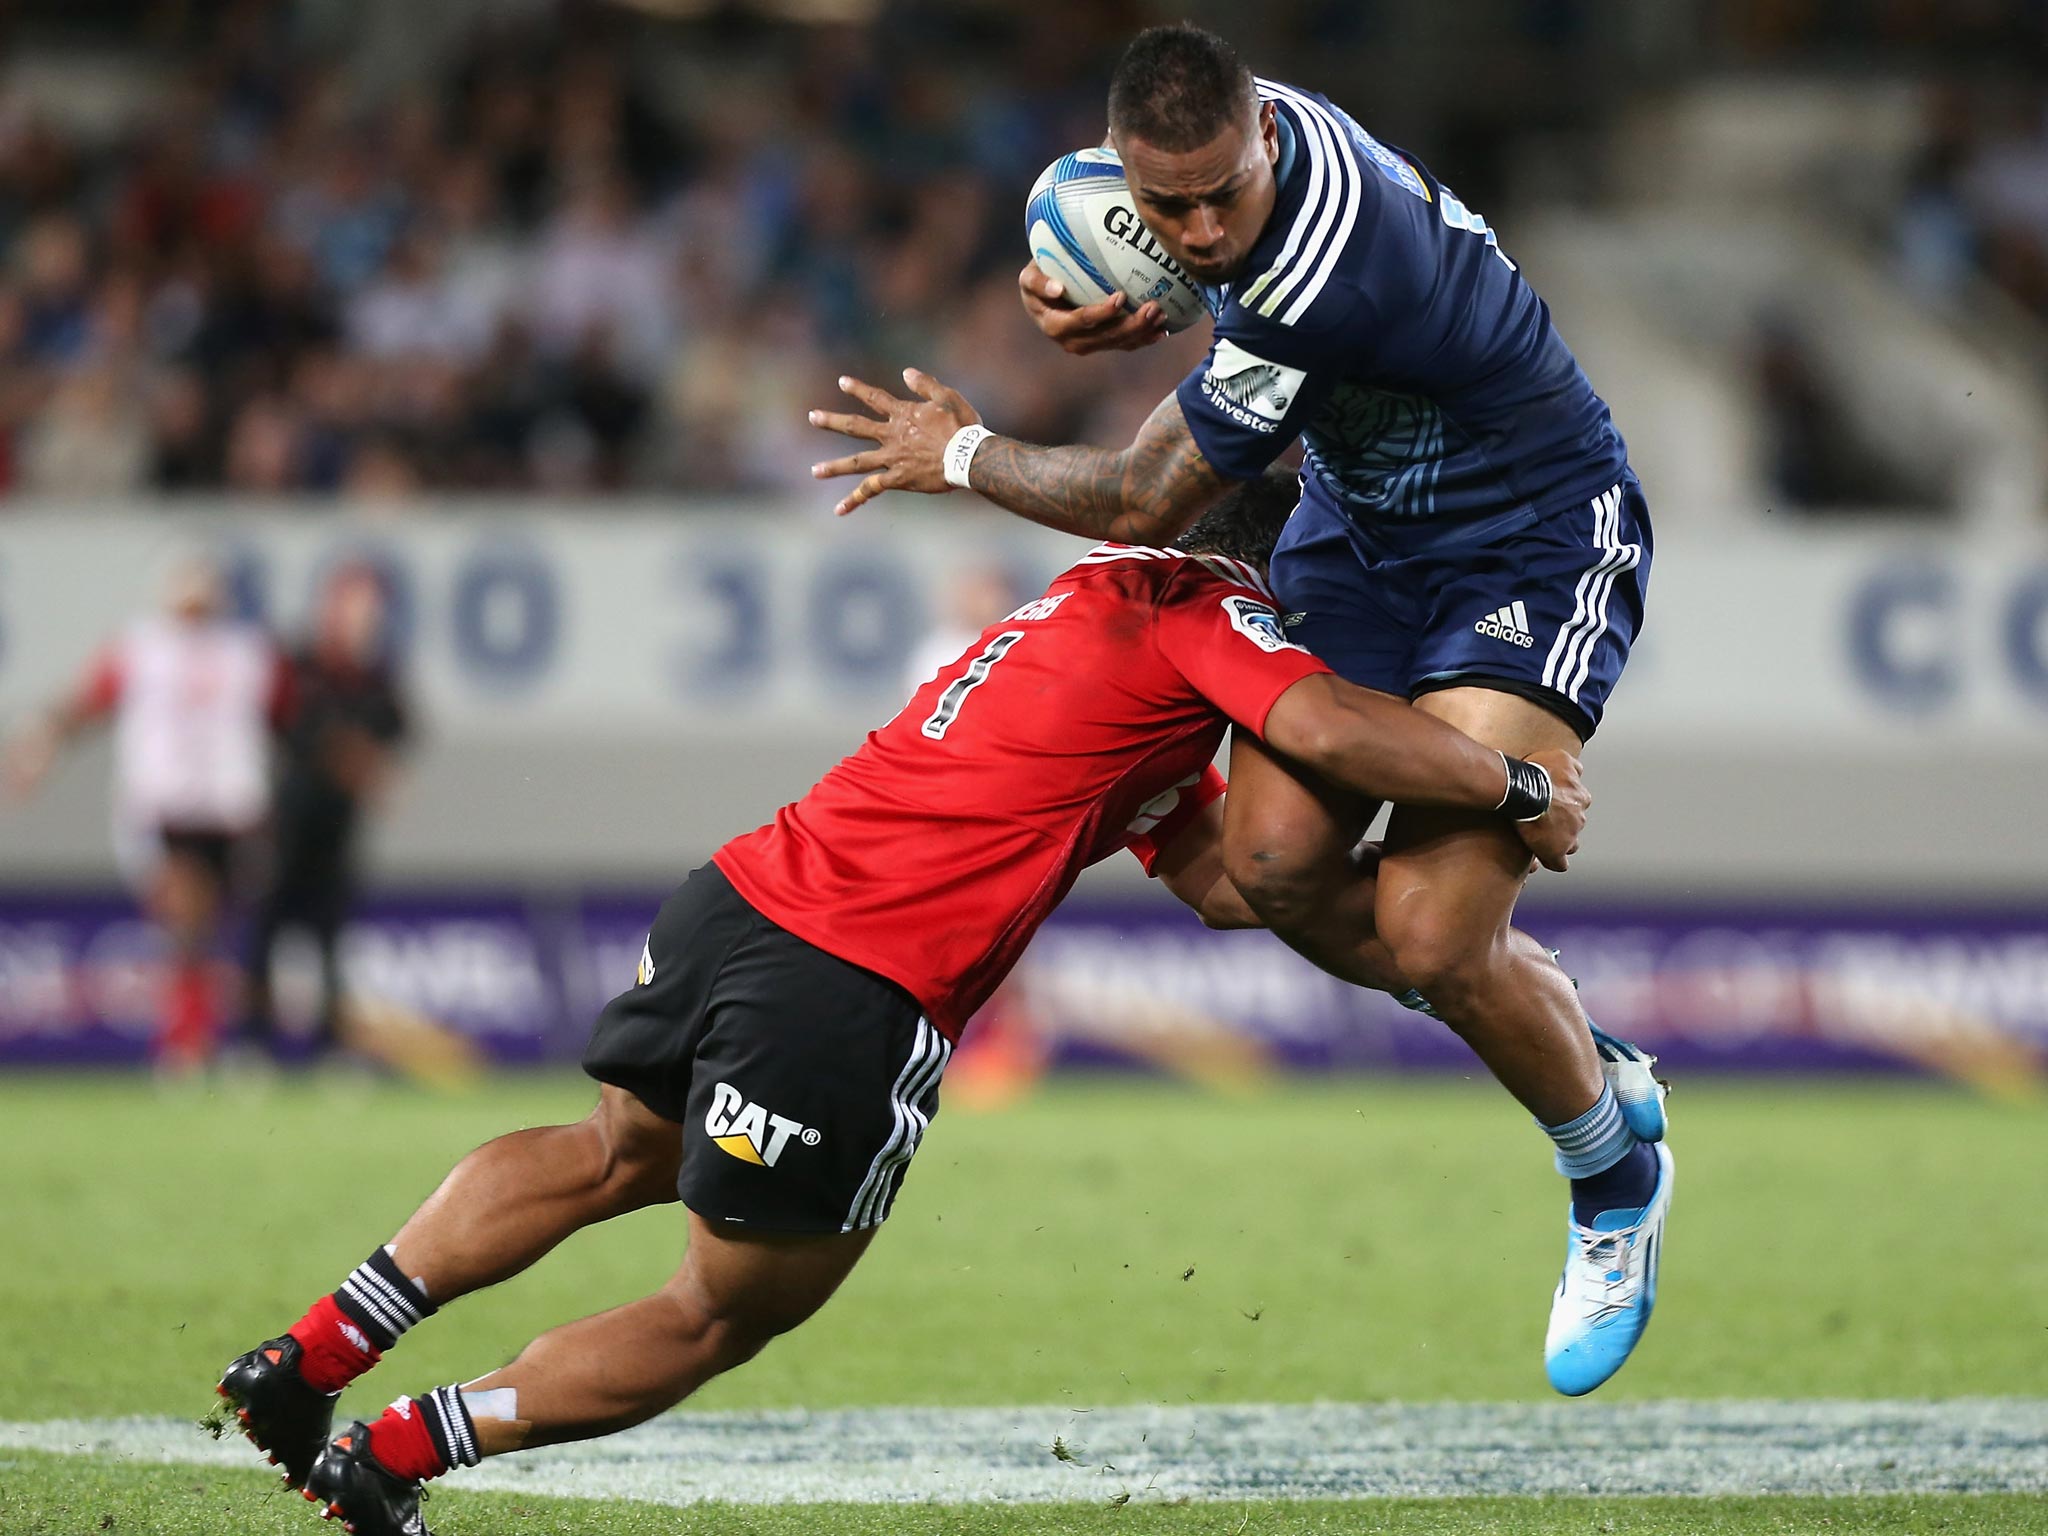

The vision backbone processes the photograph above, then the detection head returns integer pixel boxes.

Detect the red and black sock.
[286,1246,436,1394]
[365,1386,479,1482]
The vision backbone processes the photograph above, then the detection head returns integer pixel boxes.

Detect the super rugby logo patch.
[1223,595,1306,655]
[705,1082,821,1168]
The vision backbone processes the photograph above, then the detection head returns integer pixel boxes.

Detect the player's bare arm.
[811,371,1231,544]
[1151,798,1262,929]
[972,394,1230,545]
[1017,259,1169,355]
[1261,674,1589,871]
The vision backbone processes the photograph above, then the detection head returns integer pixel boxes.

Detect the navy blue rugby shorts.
[1269,476,1652,741]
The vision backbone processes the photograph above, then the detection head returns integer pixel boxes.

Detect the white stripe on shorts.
[1541,484,1641,705]
[844,1019,952,1232]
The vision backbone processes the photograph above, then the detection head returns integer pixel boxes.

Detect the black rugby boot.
[303,1423,432,1536]
[216,1335,337,1488]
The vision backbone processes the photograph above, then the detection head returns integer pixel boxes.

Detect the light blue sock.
[1540,1081,1638,1178]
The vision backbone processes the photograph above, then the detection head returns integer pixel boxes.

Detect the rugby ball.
[1025,148,1208,333]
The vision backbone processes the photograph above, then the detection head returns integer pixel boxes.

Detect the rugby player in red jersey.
[216,477,1585,1535]
[4,555,288,1071]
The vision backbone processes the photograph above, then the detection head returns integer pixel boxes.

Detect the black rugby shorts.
[583,863,949,1234]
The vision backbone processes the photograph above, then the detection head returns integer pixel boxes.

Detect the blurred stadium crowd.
[0,0,2044,505]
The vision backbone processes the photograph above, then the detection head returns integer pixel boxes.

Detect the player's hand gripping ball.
[1020,148,1207,354]
[809,370,980,517]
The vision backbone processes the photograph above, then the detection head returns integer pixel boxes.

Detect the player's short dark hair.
[1174,473,1299,566]
[1107,24,1258,153]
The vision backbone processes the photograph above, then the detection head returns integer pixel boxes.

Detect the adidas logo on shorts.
[1474,600,1537,649]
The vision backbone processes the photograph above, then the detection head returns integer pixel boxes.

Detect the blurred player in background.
[241,561,410,1063]
[214,479,1586,1535]
[4,554,286,1072]
[814,23,1669,1399]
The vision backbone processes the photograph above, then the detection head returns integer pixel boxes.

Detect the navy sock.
[1570,1141,1659,1224]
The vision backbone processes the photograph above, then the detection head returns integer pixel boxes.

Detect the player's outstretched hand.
[1018,260,1168,355]
[1517,748,1589,872]
[809,369,981,517]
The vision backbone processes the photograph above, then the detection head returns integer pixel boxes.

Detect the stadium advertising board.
[3,508,2048,739]
[5,507,2047,895]
[1,890,2042,1091]
[0,508,1073,733]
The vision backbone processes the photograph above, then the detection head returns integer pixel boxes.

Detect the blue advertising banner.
[1,890,2043,1088]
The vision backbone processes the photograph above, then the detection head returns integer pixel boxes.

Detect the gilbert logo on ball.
[1025,148,1207,332]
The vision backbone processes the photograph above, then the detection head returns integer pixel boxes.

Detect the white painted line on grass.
[7,1401,2045,1504]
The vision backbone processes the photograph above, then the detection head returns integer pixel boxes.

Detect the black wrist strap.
[1497,753,1552,822]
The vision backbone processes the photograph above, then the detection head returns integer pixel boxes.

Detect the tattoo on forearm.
[970,398,1227,544]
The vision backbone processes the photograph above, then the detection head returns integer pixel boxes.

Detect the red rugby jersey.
[713,544,1330,1040]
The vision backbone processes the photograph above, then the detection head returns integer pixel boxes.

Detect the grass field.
[2,1072,2044,1533]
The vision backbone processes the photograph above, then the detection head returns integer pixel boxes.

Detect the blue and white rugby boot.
[1545,1141,1673,1396]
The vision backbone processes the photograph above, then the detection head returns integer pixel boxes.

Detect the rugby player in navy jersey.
[809,23,1669,1397]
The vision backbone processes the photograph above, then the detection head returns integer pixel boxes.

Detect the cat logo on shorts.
[705,1082,820,1167]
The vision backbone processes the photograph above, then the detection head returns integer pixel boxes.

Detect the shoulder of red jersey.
[1058,542,1280,604]
[1052,544,1308,666]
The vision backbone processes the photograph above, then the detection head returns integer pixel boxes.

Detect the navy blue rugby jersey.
[1175,77,1630,552]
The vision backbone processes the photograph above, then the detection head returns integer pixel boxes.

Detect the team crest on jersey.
[1223,596,1305,654]
[705,1082,820,1167]
[1200,339,1305,432]
[636,938,656,986]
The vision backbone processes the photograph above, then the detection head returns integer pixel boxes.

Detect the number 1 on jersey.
[922,631,1025,739]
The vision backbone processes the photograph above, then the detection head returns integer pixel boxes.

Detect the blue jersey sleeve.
[1175,273,1373,483]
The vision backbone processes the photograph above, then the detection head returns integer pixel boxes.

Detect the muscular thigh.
[1221,728,1376,885]
[1414,686,1584,764]
[592,1084,686,1194]
[669,1211,876,1338]
[1380,687,1585,918]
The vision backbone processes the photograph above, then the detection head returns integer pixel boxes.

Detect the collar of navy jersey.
[1274,103,1301,191]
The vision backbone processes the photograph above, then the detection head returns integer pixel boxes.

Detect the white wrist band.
[943,425,992,490]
